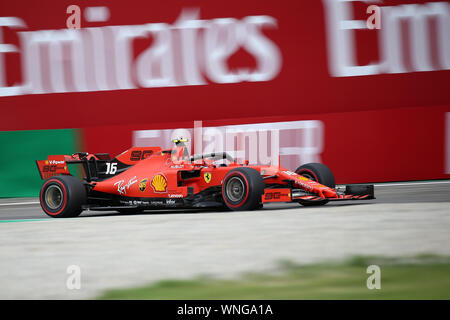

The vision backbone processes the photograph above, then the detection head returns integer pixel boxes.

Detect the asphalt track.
[0,181,449,299]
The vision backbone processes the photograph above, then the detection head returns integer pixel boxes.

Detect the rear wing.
[36,147,162,181]
[36,153,114,180]
[36,155,72,180]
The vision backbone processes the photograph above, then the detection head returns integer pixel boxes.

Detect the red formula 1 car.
[36,139,375,218]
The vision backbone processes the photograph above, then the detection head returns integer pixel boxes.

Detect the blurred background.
[1,0,450,301]
[0,0,449,197]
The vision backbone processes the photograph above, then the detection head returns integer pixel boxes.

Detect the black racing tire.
[40,175,86,218]
[295,163,335,207]
[222,167,265,211]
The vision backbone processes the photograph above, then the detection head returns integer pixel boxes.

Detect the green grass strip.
[98,255,450,300]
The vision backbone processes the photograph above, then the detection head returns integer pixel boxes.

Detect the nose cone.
[278,170,338,198]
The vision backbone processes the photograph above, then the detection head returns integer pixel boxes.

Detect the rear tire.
[295,163,335,207]
[40,175,86,218]
[222,168,265,211]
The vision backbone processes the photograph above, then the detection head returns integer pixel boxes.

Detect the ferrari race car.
[36,139,375,218]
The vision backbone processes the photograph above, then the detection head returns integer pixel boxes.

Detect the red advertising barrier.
[1,0,449,183]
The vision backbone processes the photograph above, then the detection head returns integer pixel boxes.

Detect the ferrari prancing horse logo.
[204,172,212,183]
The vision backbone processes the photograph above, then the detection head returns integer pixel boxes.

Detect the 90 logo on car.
[42,165,57,173]
[264,192,282,200]
[130,150,154,161]
[263,189,291,202]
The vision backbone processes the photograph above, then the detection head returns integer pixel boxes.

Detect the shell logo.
[151,174,167,193]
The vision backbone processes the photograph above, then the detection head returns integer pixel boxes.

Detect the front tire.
[295,163,335,206]
[222,168,265,211]
[40,175,86,218]
[295,163,335,188]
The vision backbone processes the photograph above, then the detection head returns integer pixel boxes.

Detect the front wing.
[262,185,375,204]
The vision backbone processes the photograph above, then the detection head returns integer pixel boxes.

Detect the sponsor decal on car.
[139,178,148,192]
[49,160,65,165]
[295,180,314,191]
[114,176,138,195]
[166,199,176,205]
[122,200,150,206]
[151,173,168,193]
